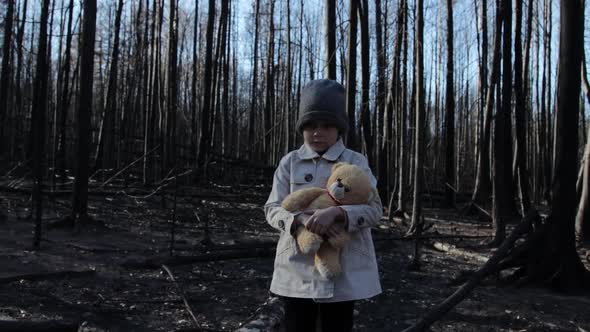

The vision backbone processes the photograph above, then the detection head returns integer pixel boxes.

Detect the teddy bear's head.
[326,162,374,205]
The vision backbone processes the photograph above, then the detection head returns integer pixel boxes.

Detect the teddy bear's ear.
[332,162,348,172]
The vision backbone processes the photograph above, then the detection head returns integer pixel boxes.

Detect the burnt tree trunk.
[407,0,425,236]
[345,0,358,149]
[359,0,372,166]
[491,0,513,245]
[56,0,74,179]
[285,0,293,151]
[71,0,97,225]
[12,0,27,158]
[191,0,199,160]
[95,0,124,171]
[264,0,275,160]
[197,0,216,172]
[500,0,590,290]
[325,0,336,80]
[247,0,260,160]
[374,0,386,187]
[31,0,51,248]
[166,0,179,171]
[443,0,455,207]
[385,0,405,214]
[0,0,15,153]
[513,0,532,215]
[398,0,408,214]
[472,0,492,206]
[575,53,590,242]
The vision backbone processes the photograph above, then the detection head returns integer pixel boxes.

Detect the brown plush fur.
[281,162,374,279]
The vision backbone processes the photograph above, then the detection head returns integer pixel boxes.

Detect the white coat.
[265,138,383,302]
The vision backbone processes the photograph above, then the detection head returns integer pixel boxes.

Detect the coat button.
[304,174,313,182]
[278,220,285,230]
[357,217,365,226]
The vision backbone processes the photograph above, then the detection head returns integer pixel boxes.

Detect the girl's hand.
[293,209,317,226]
[305,207,345,235]
[326,223,345,238]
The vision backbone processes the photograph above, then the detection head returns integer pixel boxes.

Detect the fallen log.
[235,296,284,332]
[0,185,255,206]
[431,242,489,263]
[0,270,96,284]
[121,247,276,269]
[0,320,79,332]
[373,234,491,242]
[162,265,200,329]
[402,211,537,332]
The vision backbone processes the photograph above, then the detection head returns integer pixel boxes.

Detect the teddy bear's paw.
[315,246,342,279]
[315,257,341,279]
[297,233,322,254]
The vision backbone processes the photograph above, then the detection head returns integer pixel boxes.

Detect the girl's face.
[302,121,339,153]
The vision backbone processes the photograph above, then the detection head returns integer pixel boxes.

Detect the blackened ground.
[0,178,589,331]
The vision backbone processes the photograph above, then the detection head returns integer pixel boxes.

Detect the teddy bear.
[281,162,375,279]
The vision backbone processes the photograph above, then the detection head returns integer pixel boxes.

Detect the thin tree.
[575,52,590,242]
[285,0,293,151]
[222,0,232,157]
[325,0,336,79]
[197,0,216,172]
[191,0,199,159]
[383,0,404,209]
[56,0,74,179]
[166,0,179,171]
[264,0,275,159]
[491,0,517,245]
[407,0,425,236]
[471,0,492,207]
[374,0,386,182]
[513,0,532,215]
[539,0,552,202]
[443,0,455,207]
[396,0,409,216]
[0,0,15,154]
[95,0,124,171]
[247,0,260,159]
[359,0,372,166]
[31,0,51,248]
[499,0,590,289]
[501,0,517,213]
[12,0,27,158]
[71,0,97,226]
[345,0,358,149]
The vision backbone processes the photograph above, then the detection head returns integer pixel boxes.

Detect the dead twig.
[2,159,31,178]
[99,145,160,189]
[161,264,201,329]
[119,169,193,200]
[402,211,537,332]
[235,296,284,331]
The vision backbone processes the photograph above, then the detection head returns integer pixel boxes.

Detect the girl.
[265,79,383,332]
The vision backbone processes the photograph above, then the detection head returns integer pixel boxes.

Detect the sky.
[2,0,586,112]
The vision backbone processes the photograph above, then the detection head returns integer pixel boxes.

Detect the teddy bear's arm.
[281,187,326,212]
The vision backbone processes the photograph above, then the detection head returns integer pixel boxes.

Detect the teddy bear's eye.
[344,186,350,193]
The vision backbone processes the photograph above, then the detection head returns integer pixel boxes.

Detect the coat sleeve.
[265,153,300,235]
[338,153,383,232]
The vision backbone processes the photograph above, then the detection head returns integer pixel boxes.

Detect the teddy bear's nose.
[337,178,343,187]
